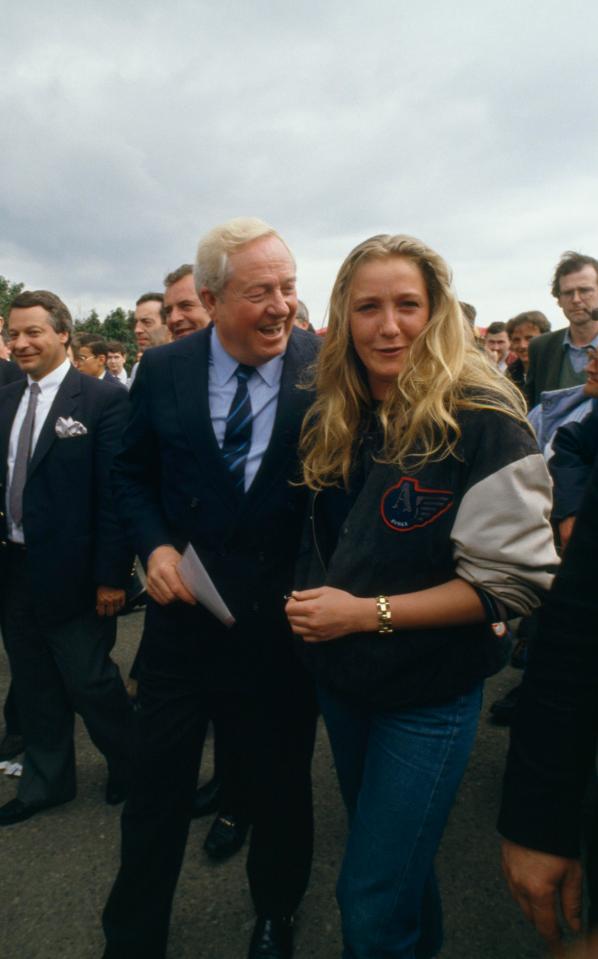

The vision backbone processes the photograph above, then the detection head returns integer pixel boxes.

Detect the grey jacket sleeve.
[451,453,559,615]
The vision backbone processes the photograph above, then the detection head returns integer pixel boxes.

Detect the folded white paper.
[177,543,236,628]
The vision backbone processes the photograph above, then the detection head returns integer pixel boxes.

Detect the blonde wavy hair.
[301,234,528,490]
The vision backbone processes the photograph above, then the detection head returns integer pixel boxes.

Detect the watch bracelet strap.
[376,595,393,634]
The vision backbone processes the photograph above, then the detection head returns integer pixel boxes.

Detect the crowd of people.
[0,220,597,959]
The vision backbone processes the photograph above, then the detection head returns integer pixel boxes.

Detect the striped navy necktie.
[222,364,254,490]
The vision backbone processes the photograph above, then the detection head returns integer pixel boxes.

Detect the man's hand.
[501,838,583,955]
[559,516,576,552]
[285,586,370,643]
[146,545,196,606]
[96,586,126,617]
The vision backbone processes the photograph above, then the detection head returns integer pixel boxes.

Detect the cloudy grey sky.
[1,0,597,329]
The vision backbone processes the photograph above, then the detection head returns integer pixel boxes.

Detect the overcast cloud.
[1,0,597,328]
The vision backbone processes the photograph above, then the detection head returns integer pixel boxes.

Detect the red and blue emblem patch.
[380,477,454,532]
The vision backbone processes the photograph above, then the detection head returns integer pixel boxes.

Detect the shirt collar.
[209,326,285,387]
[563,328,598,351]
[27,357,71,394]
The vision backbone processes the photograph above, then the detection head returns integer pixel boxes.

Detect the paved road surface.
[1,610,546,958]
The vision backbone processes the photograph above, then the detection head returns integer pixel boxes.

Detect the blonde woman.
[286,234,558,959]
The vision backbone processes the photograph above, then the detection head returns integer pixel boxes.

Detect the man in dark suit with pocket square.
[102,218,319,959]
[0,290,133,825]
[0,354,24,760]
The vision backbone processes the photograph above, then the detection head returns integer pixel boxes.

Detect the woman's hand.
[285,587,372,643]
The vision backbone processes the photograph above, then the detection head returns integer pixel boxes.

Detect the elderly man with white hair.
[102,218,319,959]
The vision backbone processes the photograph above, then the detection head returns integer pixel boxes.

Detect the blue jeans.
[318,683,483,959]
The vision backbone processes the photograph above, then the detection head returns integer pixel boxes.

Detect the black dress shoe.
[191,777,221,818]
[0,797,68,826]
[247,915,293,959]
[105,778,128,805]
[203,813,249,860]
[0,733,25,761]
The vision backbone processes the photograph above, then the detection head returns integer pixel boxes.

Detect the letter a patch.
[380,477,454,532]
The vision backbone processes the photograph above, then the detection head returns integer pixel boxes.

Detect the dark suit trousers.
[102,605,318,959]
[2,683,20,736]
[0,546,132,805]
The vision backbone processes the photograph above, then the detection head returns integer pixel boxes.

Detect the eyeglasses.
[559,287,597,301]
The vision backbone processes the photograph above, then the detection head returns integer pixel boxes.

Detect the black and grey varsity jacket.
[295,408,559,710]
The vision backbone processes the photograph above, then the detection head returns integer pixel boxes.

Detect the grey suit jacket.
[526,328,567,408]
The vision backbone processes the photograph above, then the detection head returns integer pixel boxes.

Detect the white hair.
[193,217,295,298]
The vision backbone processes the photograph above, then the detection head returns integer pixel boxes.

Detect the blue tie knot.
[235,364,254,383]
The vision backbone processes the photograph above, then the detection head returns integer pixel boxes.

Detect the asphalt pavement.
[0,610,546,959]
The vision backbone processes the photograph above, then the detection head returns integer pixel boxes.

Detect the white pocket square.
[55,416,88,438]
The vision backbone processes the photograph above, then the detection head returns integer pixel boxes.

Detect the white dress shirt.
[6,357,72,543]
[127,362,139,388]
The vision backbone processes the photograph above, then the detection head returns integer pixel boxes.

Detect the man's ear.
[200,288,217,320]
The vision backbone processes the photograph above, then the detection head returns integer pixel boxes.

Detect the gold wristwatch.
[376,595,393,634]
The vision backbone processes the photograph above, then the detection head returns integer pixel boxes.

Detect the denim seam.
[372,693,467,956]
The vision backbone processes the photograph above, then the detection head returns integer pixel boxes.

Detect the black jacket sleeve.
[498,457,598,857]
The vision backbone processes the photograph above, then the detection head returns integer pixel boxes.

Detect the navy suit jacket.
[0,358,24,388]
[102,369,126,388]
[112,326,319,650]
[0,365,132,624]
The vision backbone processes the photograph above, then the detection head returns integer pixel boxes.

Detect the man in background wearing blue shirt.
[526,252,598,408]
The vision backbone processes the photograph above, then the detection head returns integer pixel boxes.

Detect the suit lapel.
[0,381,27,487]
[28,365,82,477]
[544,330,565,391]
[170,329,240,504]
